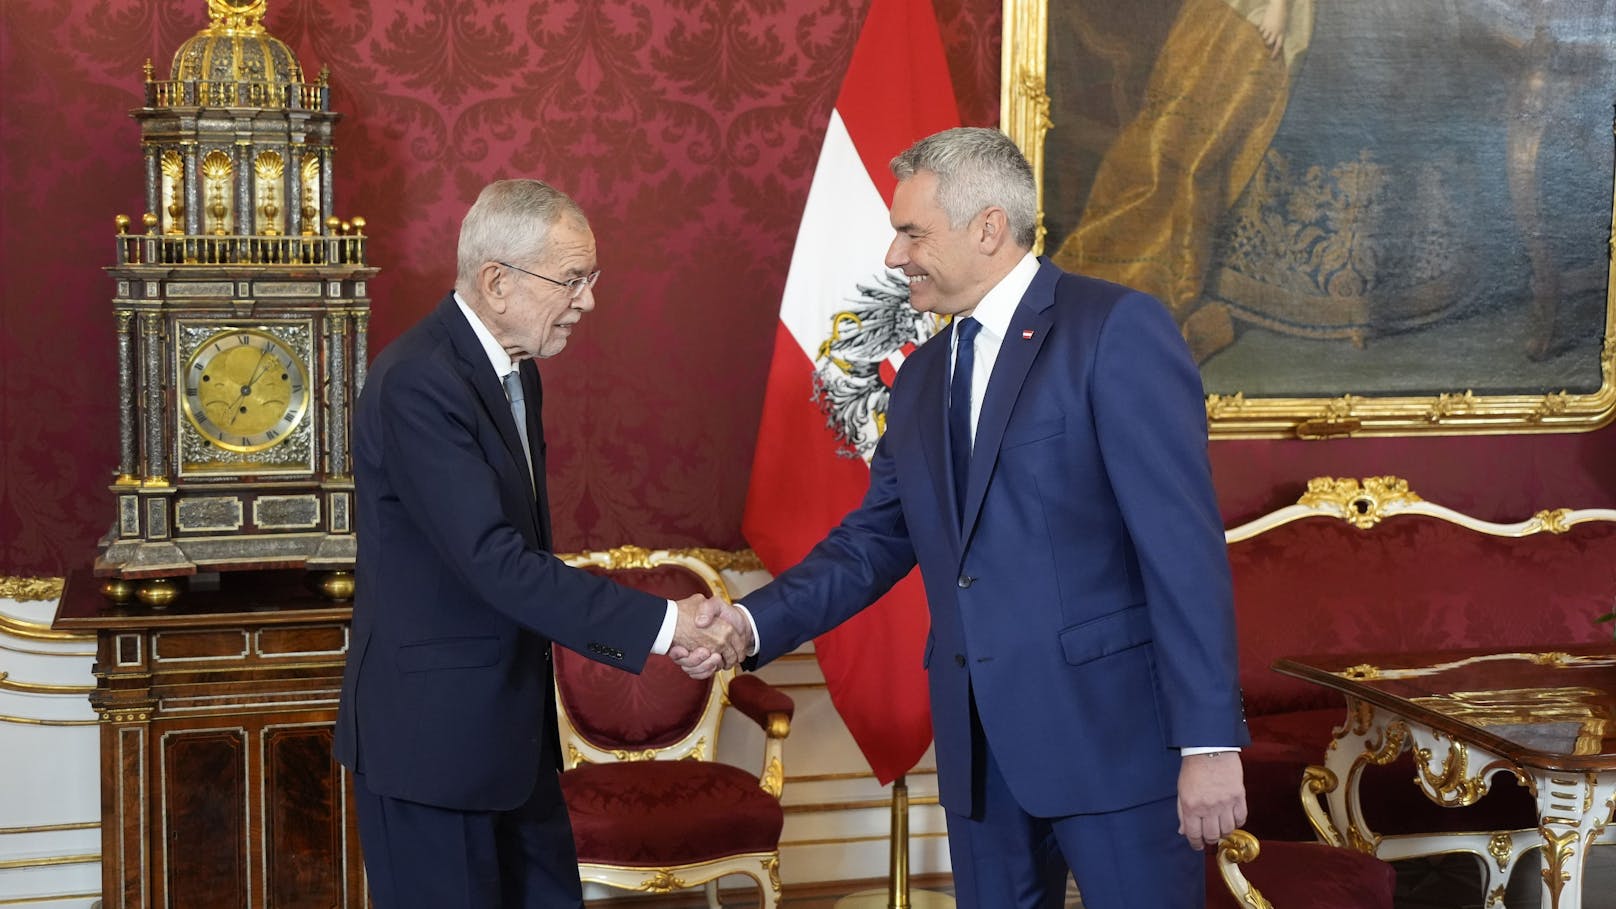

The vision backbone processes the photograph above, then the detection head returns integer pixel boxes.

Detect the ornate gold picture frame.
[1002,0,1616,438]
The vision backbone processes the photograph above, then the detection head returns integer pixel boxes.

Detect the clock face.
[182,328,310,454]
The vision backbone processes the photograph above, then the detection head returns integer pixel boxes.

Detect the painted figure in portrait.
[1042,0,1615,399]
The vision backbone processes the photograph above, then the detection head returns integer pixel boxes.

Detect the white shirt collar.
[453,291,517,378]
[963,252,1039,340]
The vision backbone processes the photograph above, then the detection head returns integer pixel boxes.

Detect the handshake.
[666,594,754,680]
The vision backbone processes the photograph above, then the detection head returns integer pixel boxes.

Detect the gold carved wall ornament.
[0,576,65,603]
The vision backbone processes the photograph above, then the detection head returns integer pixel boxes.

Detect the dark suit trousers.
[354,770,583,908]
[944,693,1203,909]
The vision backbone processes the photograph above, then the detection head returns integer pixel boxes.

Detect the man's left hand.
[1177,751,1247,850]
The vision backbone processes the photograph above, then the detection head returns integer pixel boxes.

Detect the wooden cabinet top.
[54,568,353,632]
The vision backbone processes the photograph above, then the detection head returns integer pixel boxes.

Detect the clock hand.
[226,348,275,427]
[244,347,278,387]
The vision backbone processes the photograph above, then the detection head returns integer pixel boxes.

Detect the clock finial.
[206,0,268,33]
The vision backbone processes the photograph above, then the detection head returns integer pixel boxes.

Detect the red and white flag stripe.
[743,0,959,784]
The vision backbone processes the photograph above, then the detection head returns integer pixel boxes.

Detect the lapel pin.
[1022,329,1036,340]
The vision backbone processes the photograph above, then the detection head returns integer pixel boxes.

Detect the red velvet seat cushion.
[561,761,784,866]
[1205,840,1396,909]
[1243,709,1536,842]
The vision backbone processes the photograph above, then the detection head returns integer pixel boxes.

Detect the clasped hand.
[666,594,752,680]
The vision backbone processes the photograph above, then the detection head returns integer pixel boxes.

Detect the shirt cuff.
[733,603,760,657]
[650,600,677,655]
[1181,746,1241,756]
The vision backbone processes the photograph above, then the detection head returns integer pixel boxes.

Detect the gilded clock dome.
[170,0,303,88]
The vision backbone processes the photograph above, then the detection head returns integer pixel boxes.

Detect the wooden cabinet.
[55,570,365,908]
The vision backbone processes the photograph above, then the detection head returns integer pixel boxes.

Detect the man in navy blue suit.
[693,128,1248,907]
[334,179,747,908]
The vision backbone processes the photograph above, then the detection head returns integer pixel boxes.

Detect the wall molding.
[0,577,65,602]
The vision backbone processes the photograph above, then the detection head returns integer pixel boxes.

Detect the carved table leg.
[1533,771,1616,909]
[1402,724,1531,906]
[1320,697,1409,855]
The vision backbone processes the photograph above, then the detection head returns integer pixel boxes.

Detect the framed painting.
[1002,0,1616,438]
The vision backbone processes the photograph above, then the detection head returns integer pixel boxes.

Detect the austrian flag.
[742,0,960,784]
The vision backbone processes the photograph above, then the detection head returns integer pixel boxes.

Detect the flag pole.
[834,775,954,908]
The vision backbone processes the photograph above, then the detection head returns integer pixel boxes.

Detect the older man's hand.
[666,595,752,679]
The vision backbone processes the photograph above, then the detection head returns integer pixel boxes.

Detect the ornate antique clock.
[95,0,375,604]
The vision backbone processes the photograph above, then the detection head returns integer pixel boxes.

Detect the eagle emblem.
[811,271,943,463]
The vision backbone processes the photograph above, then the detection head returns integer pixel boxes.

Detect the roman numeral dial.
[182,327,310,453]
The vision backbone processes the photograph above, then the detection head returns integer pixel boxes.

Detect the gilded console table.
[54,569,365,908]
[1275,645,1616,909]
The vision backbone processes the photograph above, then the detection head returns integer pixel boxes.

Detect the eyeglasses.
[498,261,601,301]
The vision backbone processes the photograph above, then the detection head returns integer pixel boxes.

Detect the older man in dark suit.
[335,179,745,908]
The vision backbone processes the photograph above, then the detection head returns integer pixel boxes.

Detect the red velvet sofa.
[1227,477,1616,859]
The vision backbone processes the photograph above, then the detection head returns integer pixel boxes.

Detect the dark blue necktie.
[949,317,981,522]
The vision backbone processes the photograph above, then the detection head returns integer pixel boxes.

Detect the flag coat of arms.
[742,0,960,784]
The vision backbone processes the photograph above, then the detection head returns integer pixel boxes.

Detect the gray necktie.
[502,369,534,494]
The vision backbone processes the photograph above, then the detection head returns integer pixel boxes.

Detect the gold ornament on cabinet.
[98,0,375,603]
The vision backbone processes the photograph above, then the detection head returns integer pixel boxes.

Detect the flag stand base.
[833,775,955,909]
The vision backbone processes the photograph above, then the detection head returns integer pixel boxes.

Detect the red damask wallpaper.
[1,0,1613,577]
[0,0,1000,575]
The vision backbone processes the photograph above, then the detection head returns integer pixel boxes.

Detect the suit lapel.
[438,296,542,533]
[960,262,1059,542]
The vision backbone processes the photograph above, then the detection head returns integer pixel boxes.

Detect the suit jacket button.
[954,654,966,668]
[957,575,973,589]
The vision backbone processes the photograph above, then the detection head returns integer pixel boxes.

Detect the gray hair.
[890,127,1037,249]
[455,179,586,289]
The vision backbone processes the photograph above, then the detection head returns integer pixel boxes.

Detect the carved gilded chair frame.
[553,546,789,908]
[1001,0,1616,439]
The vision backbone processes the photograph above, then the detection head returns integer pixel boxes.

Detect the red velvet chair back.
[1226,483,1616,719]
[553,549,735,763]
